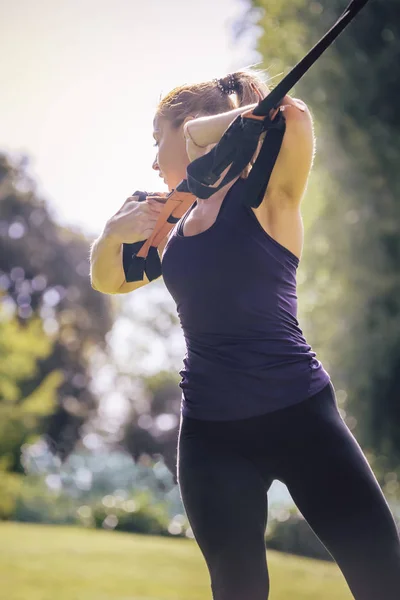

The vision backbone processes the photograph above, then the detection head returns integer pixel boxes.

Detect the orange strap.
[136,190,195,258]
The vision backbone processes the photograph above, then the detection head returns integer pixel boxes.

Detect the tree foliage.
[239,0,400,474]
[0,153,113,470]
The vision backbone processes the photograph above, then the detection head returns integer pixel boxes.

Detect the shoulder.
[264,96,315,208]
[277,96,313,125]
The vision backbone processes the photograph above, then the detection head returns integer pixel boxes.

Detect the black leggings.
[177,381,400,599]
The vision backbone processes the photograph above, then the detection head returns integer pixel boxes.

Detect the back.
[161,176,330,421]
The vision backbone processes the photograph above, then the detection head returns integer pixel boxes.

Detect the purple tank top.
[161,176,330,421]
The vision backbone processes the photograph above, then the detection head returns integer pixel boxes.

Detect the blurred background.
[1,0,399,598]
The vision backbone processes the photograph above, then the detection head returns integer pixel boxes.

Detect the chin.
[165,174,184,193]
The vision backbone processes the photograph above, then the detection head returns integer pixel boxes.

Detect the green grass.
[0,521,352,599]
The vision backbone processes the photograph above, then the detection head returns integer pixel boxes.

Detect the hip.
[178,380,338,457]
[179,361,331,421]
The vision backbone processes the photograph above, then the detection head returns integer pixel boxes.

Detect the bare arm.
[185,95,314,208]
[184,102,259,150]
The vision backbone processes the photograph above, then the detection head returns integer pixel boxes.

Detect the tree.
[0,152,113,470]
[238,0,400,475]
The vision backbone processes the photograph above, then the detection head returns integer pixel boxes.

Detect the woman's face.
[152,114,192,192]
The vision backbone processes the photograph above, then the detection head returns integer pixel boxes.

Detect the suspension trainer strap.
[241,112,287,210]
[186,0,371,194]
[122,189,193,282]
[252,0,370,118]
[123,0,371,282]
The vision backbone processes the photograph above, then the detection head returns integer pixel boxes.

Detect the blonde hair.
[155,66,271,178]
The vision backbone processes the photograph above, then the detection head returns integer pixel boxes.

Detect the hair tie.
[213,73,237,95]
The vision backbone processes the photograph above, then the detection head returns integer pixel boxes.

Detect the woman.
[90,69,400,599]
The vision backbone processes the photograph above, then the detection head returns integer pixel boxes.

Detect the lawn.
[0,521,352,599]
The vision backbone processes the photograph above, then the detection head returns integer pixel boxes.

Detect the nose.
[152,156,159,172]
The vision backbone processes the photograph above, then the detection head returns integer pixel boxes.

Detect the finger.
[142,227,156,238]
[121,196,139,209]
[147,203,163,214]
[147,195,167,204]
[148,208,163,221]
[147,199,164,211]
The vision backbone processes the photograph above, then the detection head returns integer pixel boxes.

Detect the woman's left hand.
[279,95,306,113]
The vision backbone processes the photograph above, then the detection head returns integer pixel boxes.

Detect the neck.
[195,175,241,209]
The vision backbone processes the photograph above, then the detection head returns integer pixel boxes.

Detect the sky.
[0,0,261,239]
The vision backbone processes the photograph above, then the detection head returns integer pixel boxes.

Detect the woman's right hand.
[105,194,166,244]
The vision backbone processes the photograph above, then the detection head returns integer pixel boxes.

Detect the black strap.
[122,190,178,282]
[122,190,155,282]
[241,112,287,209]
[183,115,268,199]
[121,0,371,283]
[253,0,370,117]
[184,0,371,199]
